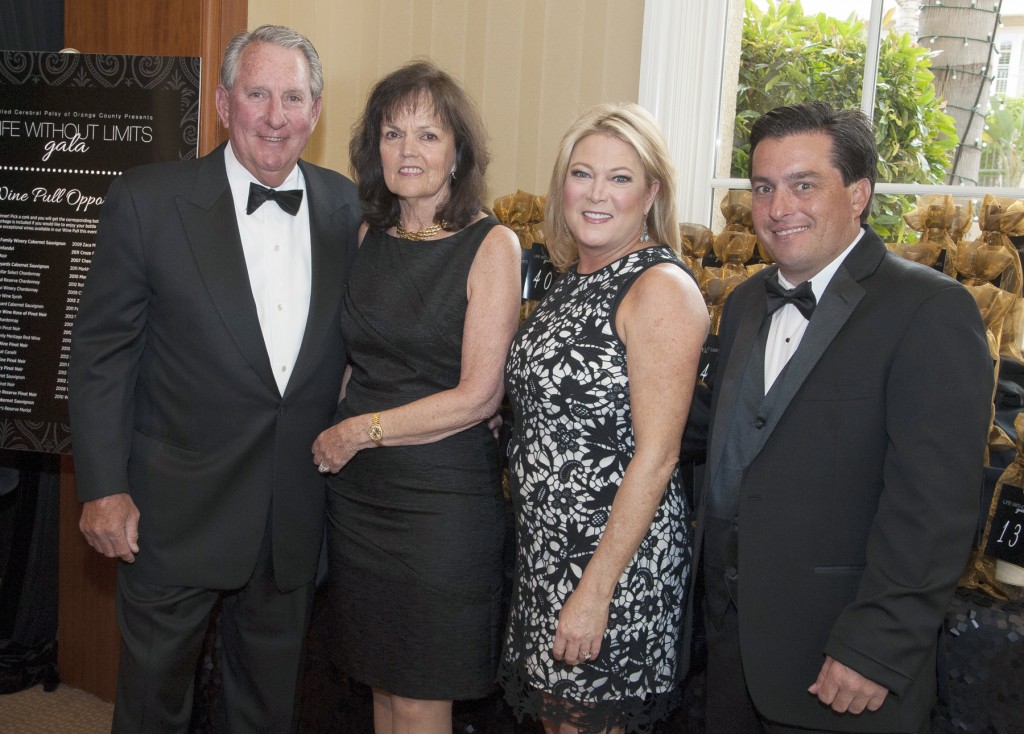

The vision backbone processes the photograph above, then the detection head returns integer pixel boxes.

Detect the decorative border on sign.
[0,51,200,160]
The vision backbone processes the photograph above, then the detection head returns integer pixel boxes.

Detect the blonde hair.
[544,103,680,271]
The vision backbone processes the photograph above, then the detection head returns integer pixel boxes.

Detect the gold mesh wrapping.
[493,190,547,323]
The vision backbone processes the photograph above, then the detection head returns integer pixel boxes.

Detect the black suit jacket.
[692,228,992,731]
[69,144,360,591]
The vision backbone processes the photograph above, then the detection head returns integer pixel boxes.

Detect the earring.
[450,169,456,181]
[640,220,650,243]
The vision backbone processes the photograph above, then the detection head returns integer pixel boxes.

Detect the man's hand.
[79,493,140,563]
[808,655,889,714]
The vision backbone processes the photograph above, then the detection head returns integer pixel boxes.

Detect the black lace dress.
[499,246,693,733]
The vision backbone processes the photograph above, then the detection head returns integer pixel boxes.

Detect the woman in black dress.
[311,60,521,734]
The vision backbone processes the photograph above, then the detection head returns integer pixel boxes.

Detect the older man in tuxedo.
[69,25,359,732]
[694,102,992,733]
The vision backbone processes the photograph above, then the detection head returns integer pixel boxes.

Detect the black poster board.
[0,51,199,453]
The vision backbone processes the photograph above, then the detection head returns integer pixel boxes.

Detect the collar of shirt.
[776,227,866,299]
[223,142,306,216]
[764,228,865,392]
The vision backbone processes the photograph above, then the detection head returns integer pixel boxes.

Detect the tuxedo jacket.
[69,144,360,591]
[693,227,992,731]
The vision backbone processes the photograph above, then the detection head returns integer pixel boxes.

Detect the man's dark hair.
[749,102,878,225]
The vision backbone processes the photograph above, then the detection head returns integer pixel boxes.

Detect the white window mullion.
[860,0,886,118]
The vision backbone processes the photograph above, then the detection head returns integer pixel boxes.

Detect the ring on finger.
[318,462,329,473]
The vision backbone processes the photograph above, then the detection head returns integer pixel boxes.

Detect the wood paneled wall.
[65,0,247,155]
[248,0,645,203]
[56,457,120,701]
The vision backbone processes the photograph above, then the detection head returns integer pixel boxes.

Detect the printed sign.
[0,51,199,452]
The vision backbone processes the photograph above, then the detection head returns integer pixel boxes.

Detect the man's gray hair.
[220,25,324,100]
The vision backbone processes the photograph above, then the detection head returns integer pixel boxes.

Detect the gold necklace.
[395,220,448,241]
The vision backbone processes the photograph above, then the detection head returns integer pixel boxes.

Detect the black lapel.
[177,146,279,394]
[284,160,350,397]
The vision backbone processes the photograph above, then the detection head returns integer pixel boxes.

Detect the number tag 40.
[521,243,557,302]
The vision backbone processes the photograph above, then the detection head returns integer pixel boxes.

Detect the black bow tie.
[246,182,303,215]
[765,277,816,320]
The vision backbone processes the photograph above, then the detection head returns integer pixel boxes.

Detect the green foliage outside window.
[981,95,1024,189]
[732,0,959,241]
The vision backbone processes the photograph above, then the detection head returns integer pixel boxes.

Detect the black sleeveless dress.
[325,216,506,700]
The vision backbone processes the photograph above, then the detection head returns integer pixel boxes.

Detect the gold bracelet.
[368,411,384,447]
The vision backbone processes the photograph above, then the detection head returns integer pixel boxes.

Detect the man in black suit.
[694,102,992,732]
[69,25,360,732]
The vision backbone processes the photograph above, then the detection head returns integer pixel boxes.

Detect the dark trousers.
[704,601,929,734]
[112,522,314,734]
[704,599,764,734]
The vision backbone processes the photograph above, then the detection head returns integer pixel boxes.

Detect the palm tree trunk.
[894,0,922,38]
[918,0,1003,185]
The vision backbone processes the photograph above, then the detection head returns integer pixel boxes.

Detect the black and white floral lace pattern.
[500,246,692,734]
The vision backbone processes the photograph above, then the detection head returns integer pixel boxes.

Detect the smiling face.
[215,41,321,188]
[561,132,658,269]
[378,97,457,216]
[750,131,870,284]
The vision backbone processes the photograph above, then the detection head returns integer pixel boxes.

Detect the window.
[642,0,1024,234]
[996,41,1012,93]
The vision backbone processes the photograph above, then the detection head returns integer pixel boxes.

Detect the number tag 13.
[985,483,1024,566]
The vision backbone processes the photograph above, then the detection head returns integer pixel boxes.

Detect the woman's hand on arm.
[554,263,709,665]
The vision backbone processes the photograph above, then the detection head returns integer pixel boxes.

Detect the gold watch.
[369,412,384,447]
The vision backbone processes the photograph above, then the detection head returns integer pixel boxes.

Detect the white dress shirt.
[223,143,312,395]
[764,229,865,392]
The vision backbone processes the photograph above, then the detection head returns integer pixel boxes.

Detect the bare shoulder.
[629,262,705,310]
[473,221,521,271]
[480,221,521,253]
[618,262,709,344]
